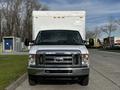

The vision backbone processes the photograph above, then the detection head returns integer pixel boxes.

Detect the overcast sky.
[40,0,120,37]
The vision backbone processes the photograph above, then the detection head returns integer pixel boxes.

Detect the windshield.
[35,30,83,45]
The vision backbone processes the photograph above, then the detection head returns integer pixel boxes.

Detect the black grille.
[36,54,81,66]
[45,54,72,66]
[36,55,44,65]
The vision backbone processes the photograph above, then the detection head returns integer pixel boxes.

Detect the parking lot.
[15,49,120,90]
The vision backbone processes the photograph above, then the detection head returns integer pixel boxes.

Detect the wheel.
[28,75,37,85]
[78,75,89,86]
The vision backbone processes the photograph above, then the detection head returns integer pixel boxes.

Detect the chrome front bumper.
[28,67,89,76]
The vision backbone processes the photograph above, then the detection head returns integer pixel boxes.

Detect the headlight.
[81,54,89,65]
[28,54,36,66]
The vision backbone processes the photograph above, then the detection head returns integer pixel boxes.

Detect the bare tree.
[101,17,117,37]
[93,27,101,38]
[115,19,120,25]
[22,0,48,41]
[0,0,48,42]
[86,27,101,39]
[0,0,23,36]
[86,30,95,39]
[101,17,117,46]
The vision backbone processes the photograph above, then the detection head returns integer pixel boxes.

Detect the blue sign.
[4,38,13,50]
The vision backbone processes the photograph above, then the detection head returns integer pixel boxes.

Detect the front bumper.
[28,67,89,76]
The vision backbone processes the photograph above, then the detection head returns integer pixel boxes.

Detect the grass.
[0,55,28,90]
[0,44,2,54]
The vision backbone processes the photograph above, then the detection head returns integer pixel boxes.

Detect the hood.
[29,45,89,54]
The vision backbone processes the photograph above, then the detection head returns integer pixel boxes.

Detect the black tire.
[28,75,37,86]
[78,75,89,86]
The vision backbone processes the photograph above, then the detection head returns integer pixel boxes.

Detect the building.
[2,36,21,52]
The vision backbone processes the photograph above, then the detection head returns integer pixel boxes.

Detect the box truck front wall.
[32,11,85,40]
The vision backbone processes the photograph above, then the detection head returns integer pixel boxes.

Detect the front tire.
[78,75,89,86]
[28,75,37,85]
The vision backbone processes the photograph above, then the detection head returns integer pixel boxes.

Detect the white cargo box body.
[32,11,86,40]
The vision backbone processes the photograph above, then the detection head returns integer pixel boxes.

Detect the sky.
[40,0,120,38]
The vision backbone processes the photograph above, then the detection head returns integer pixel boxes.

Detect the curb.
[5,73,27,90]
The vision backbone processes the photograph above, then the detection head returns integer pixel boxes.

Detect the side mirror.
[29,40,35,46]
[24,39,29,46]
[83,40,87,44]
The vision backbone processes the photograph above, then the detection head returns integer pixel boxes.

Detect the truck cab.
[26,11,89,86]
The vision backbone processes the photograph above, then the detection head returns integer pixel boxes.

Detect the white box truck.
[25,11,89,86]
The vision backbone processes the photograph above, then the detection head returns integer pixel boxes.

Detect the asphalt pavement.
[15,49,120,90]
